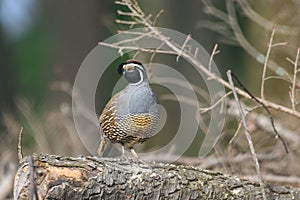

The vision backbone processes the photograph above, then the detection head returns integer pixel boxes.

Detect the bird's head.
[118,60,148,85]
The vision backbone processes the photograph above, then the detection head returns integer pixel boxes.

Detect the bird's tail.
[97,135,113,156]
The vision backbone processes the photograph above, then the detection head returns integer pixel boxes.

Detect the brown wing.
[99,93,121,143]
[99,93,119,124]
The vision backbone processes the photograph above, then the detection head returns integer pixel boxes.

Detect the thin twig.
[115,19,138,26]
[271,42,288,47]
[229,120,242,145]
[261,28,275,100]
[261,28,288,100]
[176,34,191,62]
[153,10,164,26]
[200,91,231,113]
[264,75,291,83]
[227,99,300,149]
[99,42,177,55]
[115,1,129,6]
[132,50,141,59]
[18,126,24,163]
[227,70,267,200]
[291,48,300,110]
[117,10,140,17]
[148,42,166,80]
[208,43,220,72]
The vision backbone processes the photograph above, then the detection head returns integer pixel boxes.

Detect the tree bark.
[14,154,300,199]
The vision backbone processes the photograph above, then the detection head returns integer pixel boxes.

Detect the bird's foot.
[129,148,148,165]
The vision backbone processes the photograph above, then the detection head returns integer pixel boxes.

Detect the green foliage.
[13,23,52,104]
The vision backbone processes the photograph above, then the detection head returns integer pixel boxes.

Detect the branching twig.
[227,99,300,150]
[176,34,191,62]
[261,28,275,100]
[199,92,231,113]
[208,43,220,72]
[102,0,300,119]
[230,72,289,153]
[261,28,288,99]
[227,70,267,200]
[153,10,164,26]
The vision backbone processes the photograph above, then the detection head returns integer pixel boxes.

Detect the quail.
[98,60,160,159]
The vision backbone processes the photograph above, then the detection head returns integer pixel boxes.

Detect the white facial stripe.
[123,63,144,72]
[137,68,144,82]
[132,64,145,72]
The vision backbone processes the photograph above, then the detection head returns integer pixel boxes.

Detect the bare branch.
[264,75,291,83]
[176,34,191,62]
[117,10,140,17]
[18,126,24,163]
[153,10,164,26]
[227,100,299,149]
[291,48,300,110]
[208,43,220,72]
[101,0,300,119]
[227,70,267,200]
[200,92,231,113]
[261,28,275,100]
[229,120,242,145]
[229,72,289,153]
[260,29,287,100]
[99,42,178,55]
[115,19,139,26]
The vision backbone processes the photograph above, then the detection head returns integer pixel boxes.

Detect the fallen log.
[14,154,300,199]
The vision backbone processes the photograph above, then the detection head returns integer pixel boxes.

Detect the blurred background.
[1,0,300,198]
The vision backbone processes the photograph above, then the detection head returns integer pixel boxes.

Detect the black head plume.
[118,63,125,75]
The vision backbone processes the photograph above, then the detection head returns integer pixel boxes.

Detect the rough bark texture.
[14,154,300,199]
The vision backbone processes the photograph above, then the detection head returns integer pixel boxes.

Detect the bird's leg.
[130,148,139,159]
[97,135,112,157]
[118,144,130,160]
[130,148,148,165]
[121,145,125,157]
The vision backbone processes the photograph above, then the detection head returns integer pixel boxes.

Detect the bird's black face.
[118,60,147,85]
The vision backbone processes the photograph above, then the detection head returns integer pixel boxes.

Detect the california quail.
[98,60,160,158]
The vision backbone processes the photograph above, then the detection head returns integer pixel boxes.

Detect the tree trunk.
[14,154,300,199]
